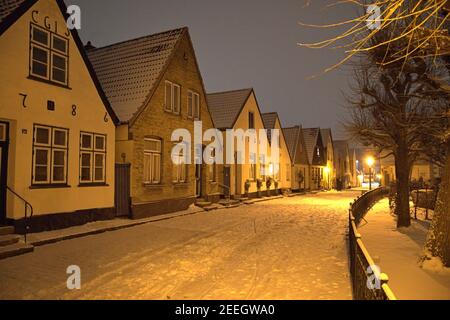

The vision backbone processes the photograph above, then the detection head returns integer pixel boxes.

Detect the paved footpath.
[0,192,358,300]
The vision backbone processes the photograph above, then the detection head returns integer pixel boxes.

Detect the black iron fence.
[349,187,397,300]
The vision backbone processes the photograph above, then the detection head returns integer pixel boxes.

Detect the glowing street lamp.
[366,156,375,190]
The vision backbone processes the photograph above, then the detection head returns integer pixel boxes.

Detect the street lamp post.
[366,156,375,190]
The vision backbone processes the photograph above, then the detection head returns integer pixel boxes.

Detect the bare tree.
[346,49,447,227]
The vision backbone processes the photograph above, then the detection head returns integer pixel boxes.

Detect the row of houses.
[0,0,356,234]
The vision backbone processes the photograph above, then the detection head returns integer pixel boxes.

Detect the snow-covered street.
[0,192,358,300]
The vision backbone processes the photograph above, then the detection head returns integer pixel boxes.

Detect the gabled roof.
[261,112,280,144]
[206,88,253,129]
[87,27,186,123]
[261,112,278,130]
[334,140,349,150]
[1,0,38,36]
[283,126,301,162]
[0,0,27,24]
[0,0,119,124]
[302,127,321,164]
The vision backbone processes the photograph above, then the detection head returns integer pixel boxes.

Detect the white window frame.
[144,138,162,184]
[30,24,68,86]
[80,132,107,184]
[32,125,68,185]
[164,80,181,114]
[188,90,200,120]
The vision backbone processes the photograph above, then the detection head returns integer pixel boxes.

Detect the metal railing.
[6,186,33,242]
[349,187,397,300]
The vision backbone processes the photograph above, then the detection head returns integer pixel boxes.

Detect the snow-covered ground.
[359,199,450,300]
[0,192,357,300]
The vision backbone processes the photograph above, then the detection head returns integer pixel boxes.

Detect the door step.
[218,199,240,207]
[195,200,212,208]
[0,234,21,247]
[0,242,34,260]
[0,226,15,236]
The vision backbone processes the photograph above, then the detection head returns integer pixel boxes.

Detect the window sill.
[143,183,164,188]
[30,184,71,189]
[173,182,189,187]
[164,109,181,116]
[78,183,109,188]
[28,75,71,90]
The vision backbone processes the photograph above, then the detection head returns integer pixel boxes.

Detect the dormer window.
[29,24,69,86]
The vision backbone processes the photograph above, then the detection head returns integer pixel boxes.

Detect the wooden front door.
[0,122,9,225]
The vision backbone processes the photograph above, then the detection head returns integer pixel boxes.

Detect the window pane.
[81,168,91,181]
[53,167,64,182]
[144,154,151,182]
[194,94,200,118]
[165,82,172,110]
[35,149,49,165]
[153,154,160,182]
[81,134,92,149]
[94,168,103,181]
[53,36,67,53]
[36,127,50,144]
[95,136,105,151]
[188,92,193,117]
[35,166,48,182]
[32,61,47,77]
[54,130,66,146]
[32,27,48,45]
[53,150,65,166]
[53,54,66,69]
[33,46,48,63]
[144,139,161,152]
[81,153,91,167]
[173,85,180,113]
[95,154,104,167]
[52,68,66,83]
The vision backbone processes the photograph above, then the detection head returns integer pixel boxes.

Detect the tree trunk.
[395,143,411,228]
[424,142,450,267]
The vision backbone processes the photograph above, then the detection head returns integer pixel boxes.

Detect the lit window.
[144,138,161,184]
[172,145,187,183]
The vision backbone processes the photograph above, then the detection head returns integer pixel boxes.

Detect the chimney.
[84,41,96,50]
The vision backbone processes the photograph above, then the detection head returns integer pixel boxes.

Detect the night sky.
[67,0,357,139]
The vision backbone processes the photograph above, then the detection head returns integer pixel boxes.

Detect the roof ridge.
[262,111,278,114]
[89,26,187,52]
[207,87,253,96]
